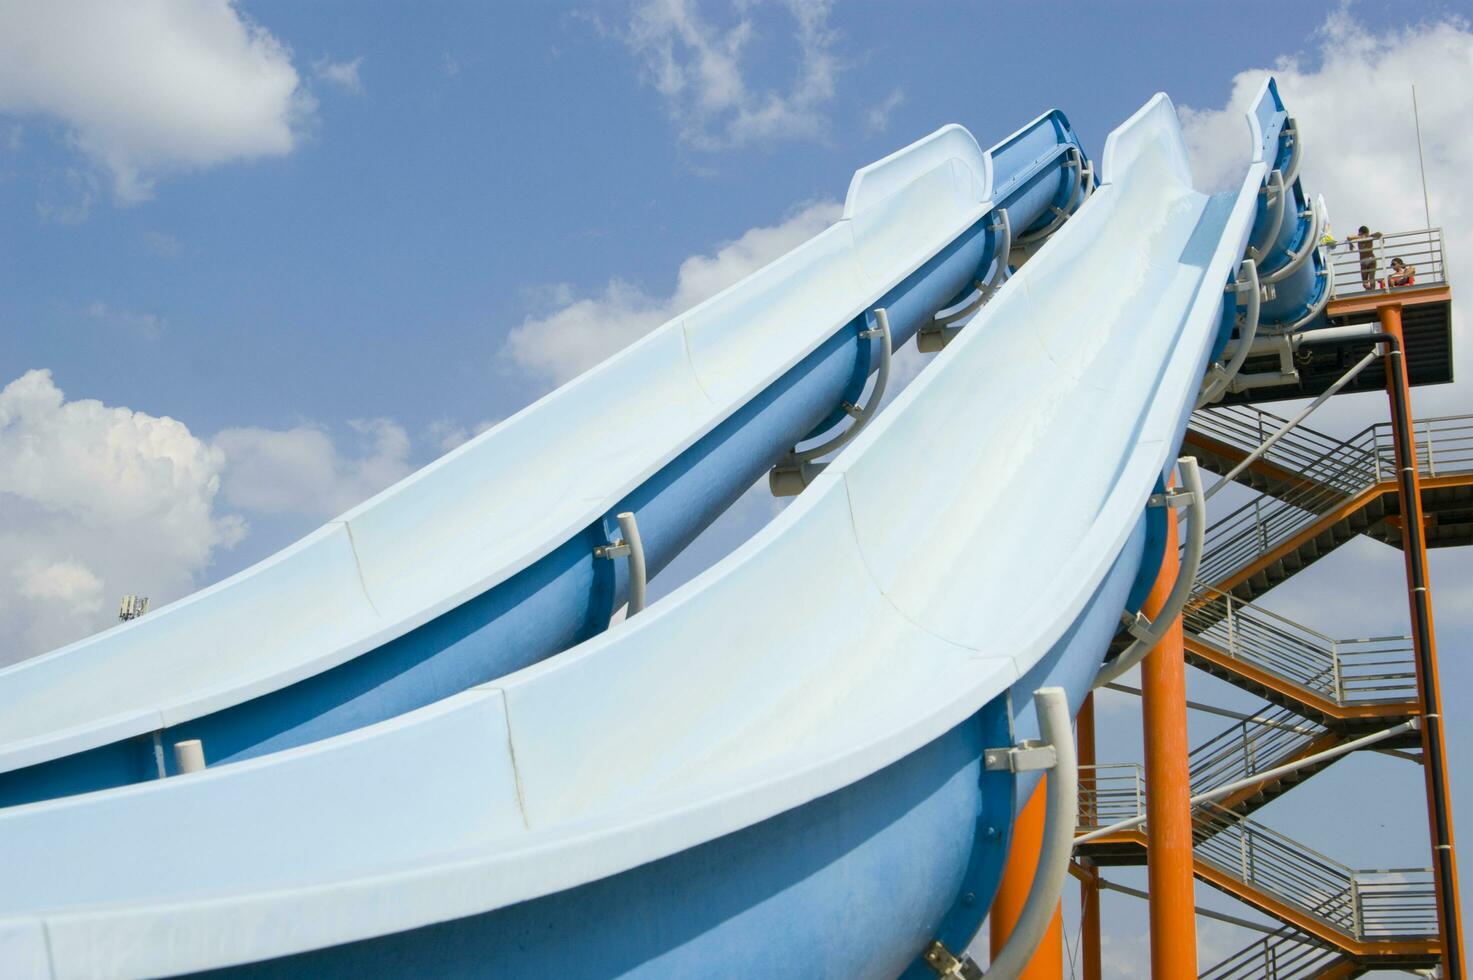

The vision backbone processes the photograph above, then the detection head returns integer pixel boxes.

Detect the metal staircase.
[1182,585,1420,727]
[1186,407,1473,604]
[1076,782,1440,972]
[1201,929,1354,980]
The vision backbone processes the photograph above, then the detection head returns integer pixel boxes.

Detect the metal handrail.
[1325,227,1447,300]
[1188,703,1327,799]
[1190,406,1473,591]
[1184,585,1417,706]
[1076,774,1437,942]
[1201,927,1342,980]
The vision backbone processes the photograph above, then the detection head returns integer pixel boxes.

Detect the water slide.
[0,112,1093,807]
[0,82,1323,978]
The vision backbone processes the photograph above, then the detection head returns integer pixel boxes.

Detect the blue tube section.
[0,114,1092,808]
[193,704,1012,980]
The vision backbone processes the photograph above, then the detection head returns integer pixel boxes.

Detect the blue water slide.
[0,82,1279,979]
[0,111,1090,808]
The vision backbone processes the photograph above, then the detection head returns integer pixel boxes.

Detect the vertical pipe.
[1379,305,1465,977]
[990,776,1064,979]
[173,739,206,774]
[1139,496,1198,978]
[1077,694,1102,980]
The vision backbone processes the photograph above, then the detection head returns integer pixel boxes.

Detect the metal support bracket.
[1259,198,1323,286]
[1197,260,1261,408]
[1094,457,1205,688]
[920,211,1013,353]
[984,738,1058,774]
[923,941,983,980]
[1246,169,1286,264]
[594,511,647,617]
[769,308,893,497]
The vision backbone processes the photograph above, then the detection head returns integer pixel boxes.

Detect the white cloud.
[863,87,905,135]
[1179,11,1473,426]
[505,199,841,385]
[313,56,364,95]
[618,0,840,151]
[213,418,413,518]
[0,370,244,664]
[0,0,312,202]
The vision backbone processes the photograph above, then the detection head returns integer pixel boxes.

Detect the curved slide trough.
[0,86,1275,978]
[0,112,1091,807]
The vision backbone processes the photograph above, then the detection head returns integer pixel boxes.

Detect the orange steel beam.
[1076,694,1102,980]
[1183,636,1420,723]
[1326,284,1450,317]
[990,775,1064,978]
[1380,305,1465,978]
[1139,495,1197,978]
[1076,829,1442,961]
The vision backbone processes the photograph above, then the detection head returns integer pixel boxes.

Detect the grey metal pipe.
[1246,169,1286,264]
[1197,260,1262,408]
[1074,717,1420,844]
[1259,199,1322,286]
[1094,457,1205,688]
[1203,348,1381,501]
[919,211,1013,352]
[980,688,1076,979]
[615,512,647,616]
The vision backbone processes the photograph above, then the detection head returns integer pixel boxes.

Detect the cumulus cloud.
[0,370,244,664]
[313,56,364,95]
[504,199,841,385]
[213,418,414,518]
[1178,11,1473,425]
[617,0,840,151]
[0,0,312,202]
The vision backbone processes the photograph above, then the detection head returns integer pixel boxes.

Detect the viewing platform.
[1216,227,1453,405]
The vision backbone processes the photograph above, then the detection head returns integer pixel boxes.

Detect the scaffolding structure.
[1062,229,1464,978]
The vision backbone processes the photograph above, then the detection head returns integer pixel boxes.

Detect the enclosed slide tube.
[0,112,1089,808]
[0,86,1270,979]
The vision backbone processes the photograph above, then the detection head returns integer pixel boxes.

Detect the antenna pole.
[1412,84,1433,229]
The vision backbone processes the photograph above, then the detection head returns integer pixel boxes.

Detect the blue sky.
[2,1,1472,973]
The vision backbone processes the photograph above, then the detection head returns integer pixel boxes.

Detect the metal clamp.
[594,511,647,617]
[984,739,1058,773]
[919,211,1013,353]
[1196,259,1261,408]
[1094,457,1205,688]
[769,308,893,497]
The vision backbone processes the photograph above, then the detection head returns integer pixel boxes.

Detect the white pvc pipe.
[981,688,1077,980]
[1197,260,1261,408]
[615,512,647,616]
[1095,457,1205,688]
[173,739,206,775]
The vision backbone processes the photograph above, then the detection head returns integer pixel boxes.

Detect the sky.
[1,0,1472,974]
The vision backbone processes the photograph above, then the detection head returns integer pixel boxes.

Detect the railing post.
[1350,876,1364,940]
[1425,419,1436,477]
[1330,638,1346,705]
[1225,593,1236,657]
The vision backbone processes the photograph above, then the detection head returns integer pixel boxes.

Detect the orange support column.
[1139,493,1198,977]
[1379,305,1465,977]
[1077,693,1102,980]
[990,775,1064,978]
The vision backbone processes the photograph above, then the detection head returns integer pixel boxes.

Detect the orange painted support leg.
[990,775,1064,978]
[1380,305,1466,977]
[1139,493,1198,977]
[1077,693,1102,980]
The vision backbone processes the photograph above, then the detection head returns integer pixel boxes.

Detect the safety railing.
[1076,762,1145,831]
[1325,227,1447,299]
[1201,928,1343,980]
[1188,704,1327,799]
[1184,585,1417,706]
[1191,407,1473,589]
[1078,784,1438,943]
